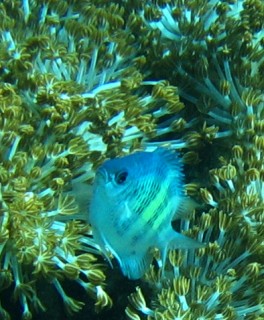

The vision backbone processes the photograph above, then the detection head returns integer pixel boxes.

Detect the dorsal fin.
[154,148,183,175]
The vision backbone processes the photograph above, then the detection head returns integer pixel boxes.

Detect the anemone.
[134,0,264,141]
[1,0,264,319]
[0,1,186,318]
[124,1,264,319]
[126,210,264,319]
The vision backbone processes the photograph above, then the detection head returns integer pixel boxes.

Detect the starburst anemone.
[125,0,264,319]
[132,0,264,237]
[126,209,264,319]
[1,0,264,319]
[0,1,184,319]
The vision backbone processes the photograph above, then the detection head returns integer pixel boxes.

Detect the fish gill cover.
[0,0,263,319]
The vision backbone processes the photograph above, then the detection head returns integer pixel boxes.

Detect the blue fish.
[89,148,202,279]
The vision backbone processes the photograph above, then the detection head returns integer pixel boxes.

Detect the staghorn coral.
[0,1,184,319]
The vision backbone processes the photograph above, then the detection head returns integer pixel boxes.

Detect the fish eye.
[115,170,128,184]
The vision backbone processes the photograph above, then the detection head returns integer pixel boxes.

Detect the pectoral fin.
[118,251,153,280]
[160,228,205,277]
[169,232,204,250]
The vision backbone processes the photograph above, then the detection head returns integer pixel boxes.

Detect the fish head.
[93,151,157,199]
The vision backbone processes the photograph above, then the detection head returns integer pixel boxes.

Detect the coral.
[124,0,264,319]
[126,210,264,319]
[132,0,264,230]
[1,0,264,319]
[0,1,183,319]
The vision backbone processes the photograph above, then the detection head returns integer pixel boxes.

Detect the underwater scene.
[0,0,264,319]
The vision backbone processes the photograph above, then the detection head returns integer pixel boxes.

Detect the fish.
[89,148,202,279]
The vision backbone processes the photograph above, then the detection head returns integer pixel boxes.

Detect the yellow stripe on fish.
[89,148,203,279]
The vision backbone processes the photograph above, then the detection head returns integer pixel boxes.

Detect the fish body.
[89,148,201,279]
